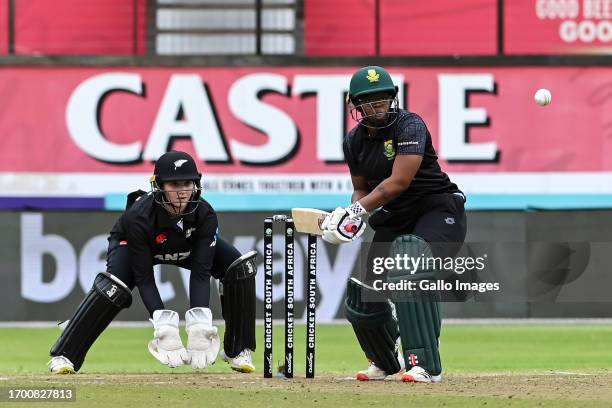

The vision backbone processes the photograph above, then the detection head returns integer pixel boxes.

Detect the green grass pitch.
[1,324,611,407]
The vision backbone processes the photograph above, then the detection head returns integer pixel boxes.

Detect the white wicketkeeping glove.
[184,307,220,369]
[321,203,367,245]
[148,309,188,368]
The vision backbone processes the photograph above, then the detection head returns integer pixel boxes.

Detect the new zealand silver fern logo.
[173,159,188,170]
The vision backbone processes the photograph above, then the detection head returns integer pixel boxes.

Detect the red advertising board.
[305,0,497,56]
[0,66,610,173]
[1,66,612,210]
[305,0,376,56]
[505,0,612,54]
[14,0,146,55]
[380,0,498,55]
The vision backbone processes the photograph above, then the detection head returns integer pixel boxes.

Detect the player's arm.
[343,136,371,204]
[127,220,188,369]
[188,213,218,308]
[351,175,371,203]
[359,154,422,212]
[320,176,370,245]
[343,116,427,216]
[126,222,164,317]
[183,211,221,370]
[321,155,419,245]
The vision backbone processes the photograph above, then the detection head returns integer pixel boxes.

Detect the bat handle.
[344,223,359,233]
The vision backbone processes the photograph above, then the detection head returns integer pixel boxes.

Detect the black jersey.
[343,110,461,211]
[109,193,218,314]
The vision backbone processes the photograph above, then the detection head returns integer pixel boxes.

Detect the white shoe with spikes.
[401,366,442,383]
[220,349,255,373]
[47,356,75,374]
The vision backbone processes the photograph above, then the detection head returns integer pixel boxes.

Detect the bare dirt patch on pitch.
[6,371,612,403]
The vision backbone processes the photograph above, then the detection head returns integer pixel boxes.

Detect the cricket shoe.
[356,360,389,381]
[356,338,406,381]
[401,366,442,383]
[47,356,75,374]
[220,349,255,373]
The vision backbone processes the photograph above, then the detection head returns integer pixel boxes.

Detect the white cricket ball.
[534,88,552,106]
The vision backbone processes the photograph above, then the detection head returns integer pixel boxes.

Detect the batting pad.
[387,235,442,376]
[344,278,402,375]
[50,273,132,371]
[221,251,257,358]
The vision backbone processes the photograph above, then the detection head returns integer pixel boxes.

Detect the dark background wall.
[4,209,612,322]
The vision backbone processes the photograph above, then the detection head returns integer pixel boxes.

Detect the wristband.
[346,201,368,217]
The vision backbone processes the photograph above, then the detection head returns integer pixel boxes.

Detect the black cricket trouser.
[363,193,467,285]
[106,237,241,290]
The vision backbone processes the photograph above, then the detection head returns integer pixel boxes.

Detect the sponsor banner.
[4,210,612,322]
[505,1,612,54]
[1,67,612,209]
[6,211,361,322]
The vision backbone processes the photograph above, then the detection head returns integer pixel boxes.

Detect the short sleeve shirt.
[343,110,461,211]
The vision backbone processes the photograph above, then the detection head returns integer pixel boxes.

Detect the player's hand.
[321,206,366,245]
[184,307,220,369]
[148,309,188,368]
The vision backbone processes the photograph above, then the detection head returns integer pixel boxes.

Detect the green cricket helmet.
[347,66,399,129]
[348,66,398,102]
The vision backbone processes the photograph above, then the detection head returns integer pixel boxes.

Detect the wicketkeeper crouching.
[48,151,257,374]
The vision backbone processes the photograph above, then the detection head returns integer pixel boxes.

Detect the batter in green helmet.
[320,66,467,383]
[348,65,400,130]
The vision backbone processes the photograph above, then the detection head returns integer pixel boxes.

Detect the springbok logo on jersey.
[383,139,395,159]
[174,159,188,170]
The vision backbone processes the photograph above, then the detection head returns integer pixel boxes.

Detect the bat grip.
[344,223,358,233]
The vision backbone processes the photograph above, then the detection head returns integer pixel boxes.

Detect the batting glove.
[321,202,367,245]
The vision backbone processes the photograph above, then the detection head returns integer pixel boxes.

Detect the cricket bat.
[291,208,359,235]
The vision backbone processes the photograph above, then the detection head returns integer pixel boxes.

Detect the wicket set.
[264,215,317,378]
